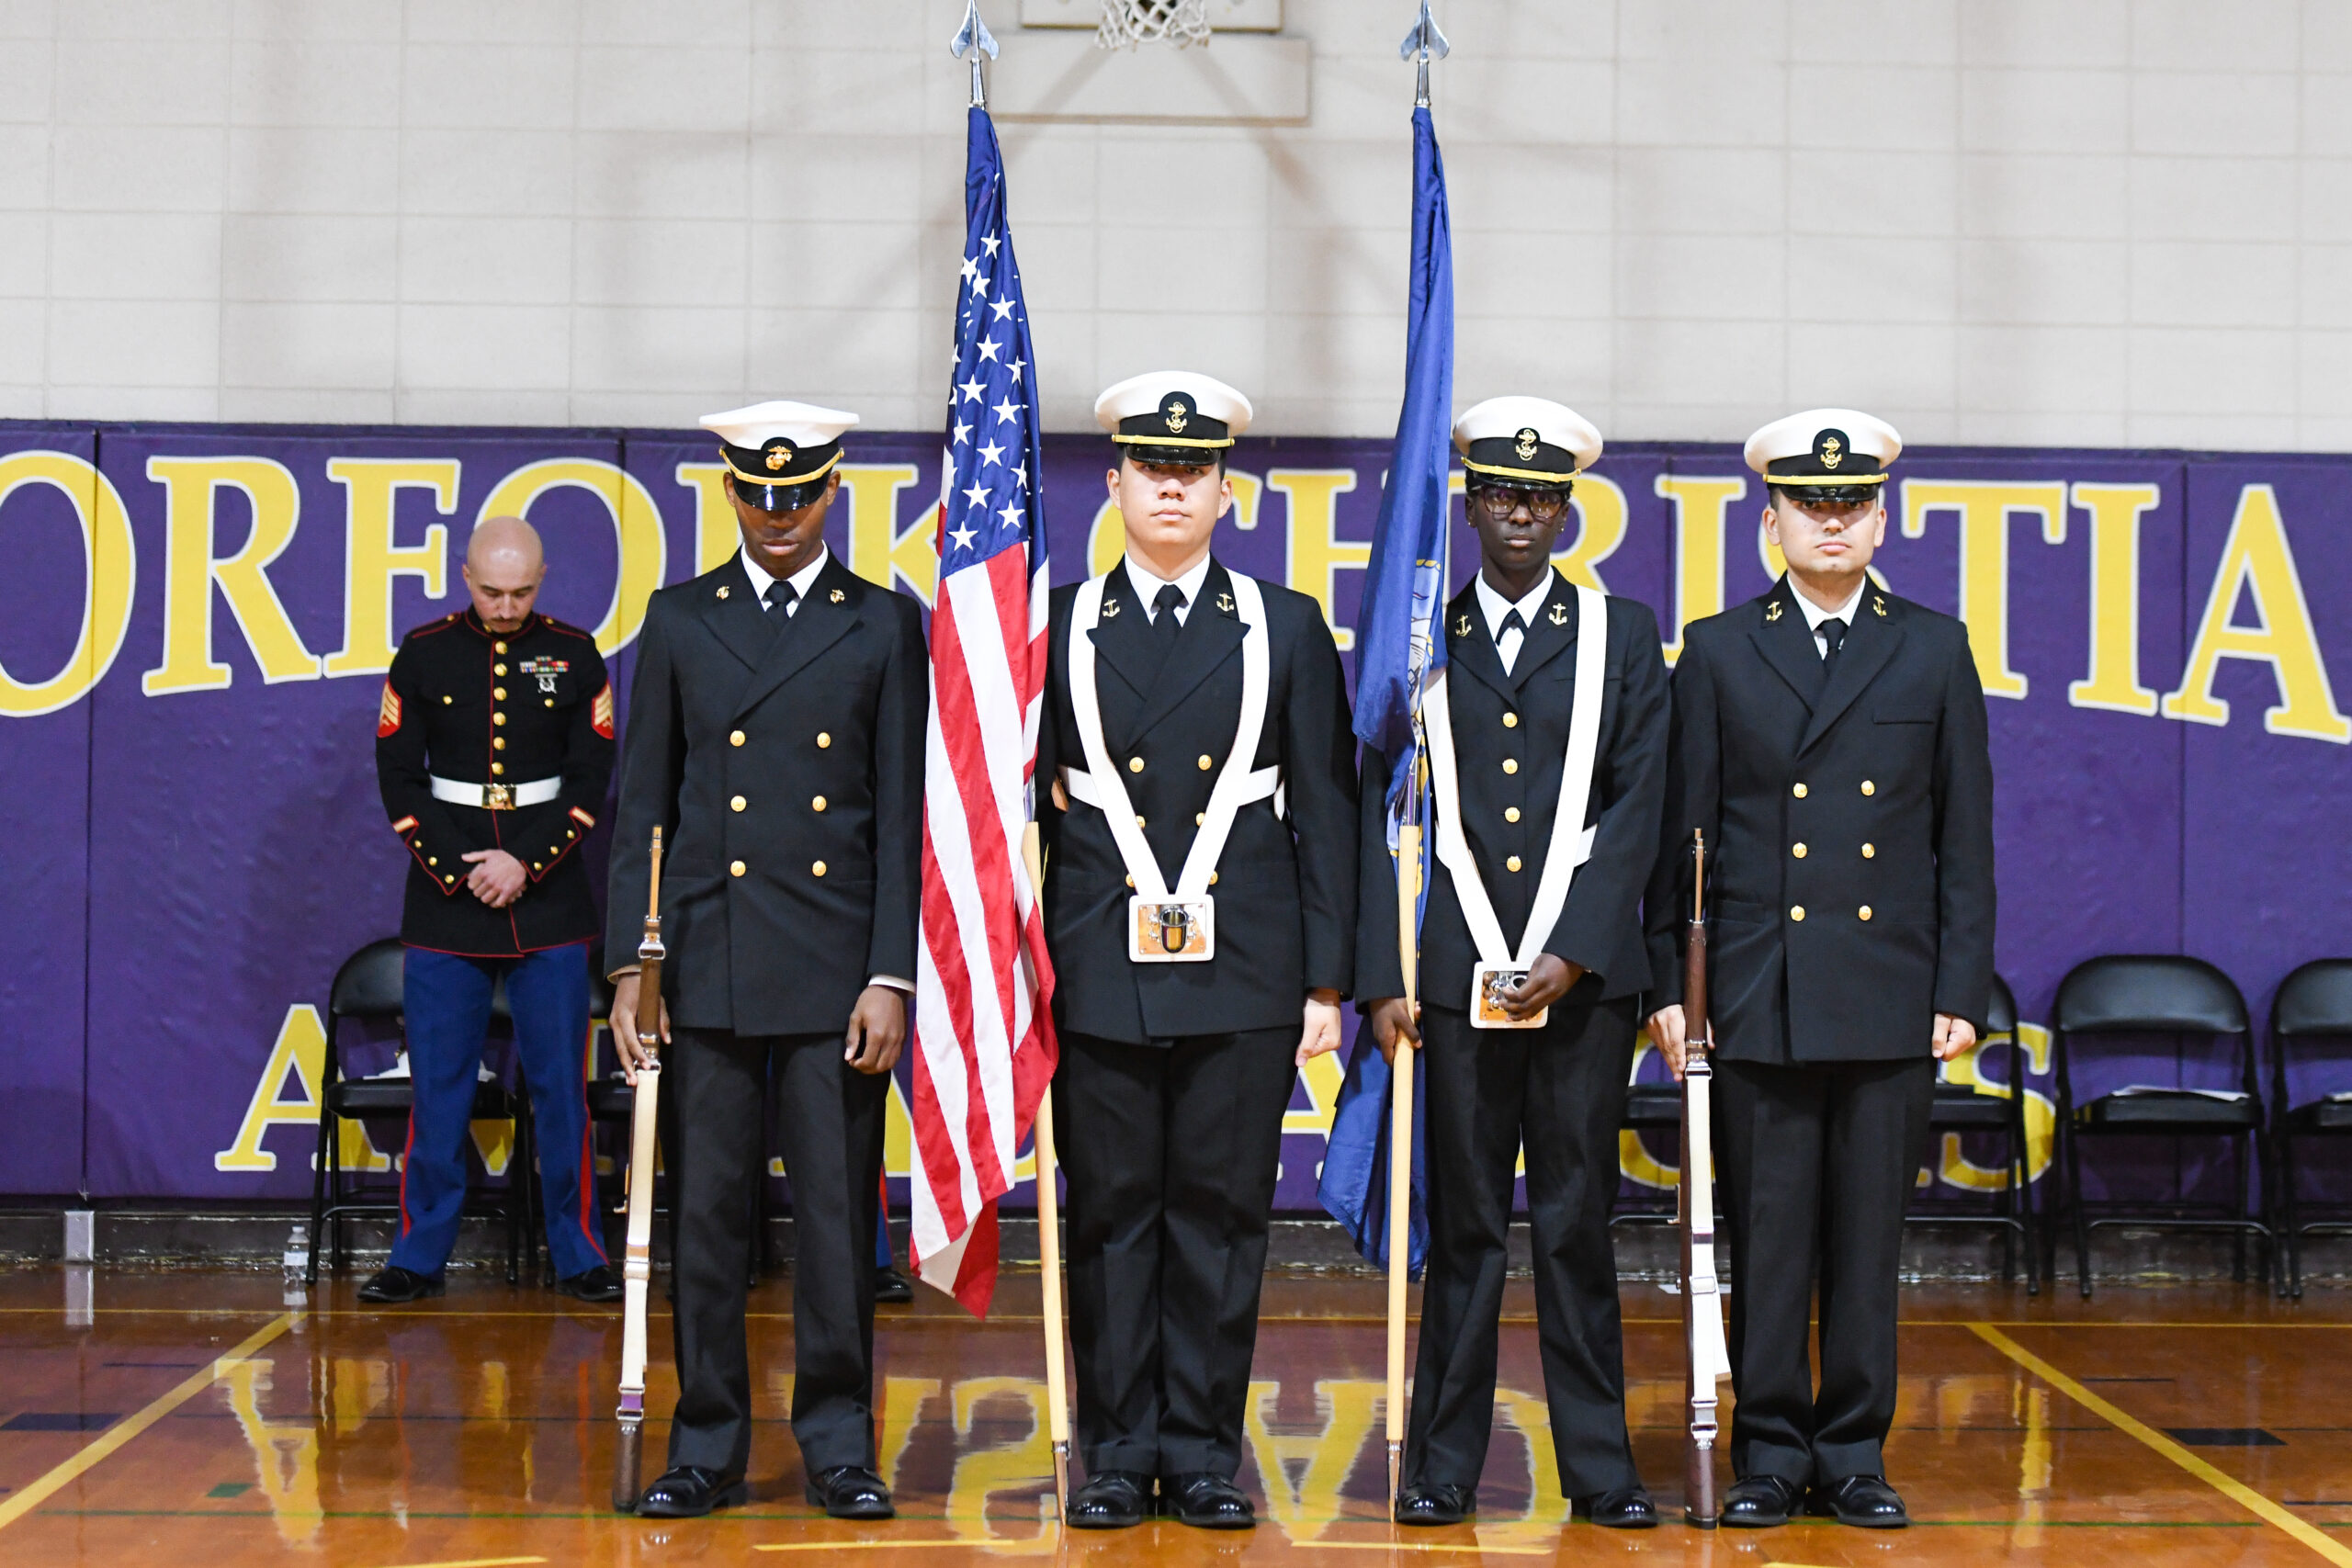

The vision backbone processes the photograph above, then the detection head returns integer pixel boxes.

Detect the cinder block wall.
[3,0,2342,446]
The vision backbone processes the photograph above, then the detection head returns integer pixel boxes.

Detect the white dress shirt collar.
[740,542,831,615]
[1474,569,1555,675]
[1787,574,1866,658]
[1124,551,1215,626]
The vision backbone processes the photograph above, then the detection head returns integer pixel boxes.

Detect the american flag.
[909,104,1057,1317]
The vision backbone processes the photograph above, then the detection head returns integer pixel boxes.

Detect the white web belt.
[430,774,561,808]
[1068,570,1272,961]
[1424,583,1608,996]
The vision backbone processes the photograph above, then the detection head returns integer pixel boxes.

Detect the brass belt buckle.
[485,782,514,810]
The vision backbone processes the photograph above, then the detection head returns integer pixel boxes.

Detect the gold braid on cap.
[1765,470,1888,486]
[1110,432,1235,449]
[722,448,842,487]
[1462,457,1581,484]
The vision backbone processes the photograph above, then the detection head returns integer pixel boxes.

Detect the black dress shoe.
[805,1465,894,1519]
[1395,1483,1476,1526]
[556,1263,623,1302]
[635,1465,748,1517]
[1808,1473,1908,1529]
[1161,1472,1253,1530]
[1573,1486,1658,1529]
[356,1267,445,1303]
[1067,1470,1152,1529]
[1722,1473,1803,1529]
[875,1265,914,1303]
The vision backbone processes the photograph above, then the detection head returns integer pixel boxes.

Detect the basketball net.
[1098,0,1210,49]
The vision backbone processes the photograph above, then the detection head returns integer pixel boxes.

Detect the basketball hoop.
[1098,0,1211,49]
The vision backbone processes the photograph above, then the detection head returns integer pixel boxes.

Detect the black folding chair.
[1610,1076,1683,1230]
[2267,958,2352,1299]
[307,938,533,1286]
[1907,975,2037,1292]
[2052,955,2267,1297]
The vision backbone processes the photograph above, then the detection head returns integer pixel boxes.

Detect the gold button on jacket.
[1791,905,1805,921]
[729,860,746,877]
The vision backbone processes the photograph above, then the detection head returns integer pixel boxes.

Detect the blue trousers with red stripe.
[390,942,607,1281]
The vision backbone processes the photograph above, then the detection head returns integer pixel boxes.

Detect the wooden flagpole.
[1022,823,1071,1521]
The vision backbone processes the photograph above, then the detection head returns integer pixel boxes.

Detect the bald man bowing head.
[367,514,622,1304]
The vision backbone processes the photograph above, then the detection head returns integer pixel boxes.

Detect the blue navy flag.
[1317,106,1454,1274]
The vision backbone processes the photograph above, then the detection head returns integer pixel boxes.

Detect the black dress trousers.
[1053,1025,1300,1480]
[662,1026,888,1479]
[1406,989,1643,1497]
[1713,1055,1935,1484]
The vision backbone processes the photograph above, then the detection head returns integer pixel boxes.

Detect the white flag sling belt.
[612,827,665,1513]
[1422,583,1607,1028]
[1063,570,1276,963]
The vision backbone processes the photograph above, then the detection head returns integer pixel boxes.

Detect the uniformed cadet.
[368,514,620,1305]
[605,402,927,1522]
[1644,410,1996,1530]
[1357,400,1670,1529]
[1040,372,1358,1531]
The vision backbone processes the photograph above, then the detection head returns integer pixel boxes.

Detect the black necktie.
[1498,607,1527,671]
[1818,615,1847,679]
[1152,583,1185,653]
[763,578,798,616]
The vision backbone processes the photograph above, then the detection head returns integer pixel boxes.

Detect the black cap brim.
[1119,443,1224,469]
[729,474,834,513]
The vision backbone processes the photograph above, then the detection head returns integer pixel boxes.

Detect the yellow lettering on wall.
[673,462,740,575]
[1087,498,1124,576]
[477,458,666,656]
[2066,482,2163,716]
[1656,475,1743,662]
[1243,1378,1382,1542]
[1270,468,1365,648]
[142,456,319,694]
[0,449,137,717]
[841,462,933,604]
[1932,1028,2056,1192]
[1551,470,1626,592]
[215,1003,390,1174]
[2161,482,2351,742]
[1283,1050,1346,1140]
[322,458,457,679]
[1902,479,2068,700]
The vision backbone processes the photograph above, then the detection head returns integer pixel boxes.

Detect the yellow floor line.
[0,1310,296,1536]
[1968,1322,2352,1567]
[370,1558,548,1568]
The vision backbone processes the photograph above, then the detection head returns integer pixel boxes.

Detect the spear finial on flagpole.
[951,0,1000,109]
[1398,0,1449,108]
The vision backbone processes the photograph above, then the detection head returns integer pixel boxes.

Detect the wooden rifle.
[611,827,665,1513]
[1679,828,1733,1527]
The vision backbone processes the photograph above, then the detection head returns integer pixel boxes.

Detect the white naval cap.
[1744,408,1901,491]
[1453,396,1602,487]
[701,400,859,497]
[1094,370,1253,464]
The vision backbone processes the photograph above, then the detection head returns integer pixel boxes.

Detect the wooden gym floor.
[2,1267,2349,1567]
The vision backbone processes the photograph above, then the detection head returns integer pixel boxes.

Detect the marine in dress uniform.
[605,402,927,1522]
[368,514,619,1303]
[1644,410,1996,1530]
[1041,372,1359,1531]
[1359,400,1670,1529]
